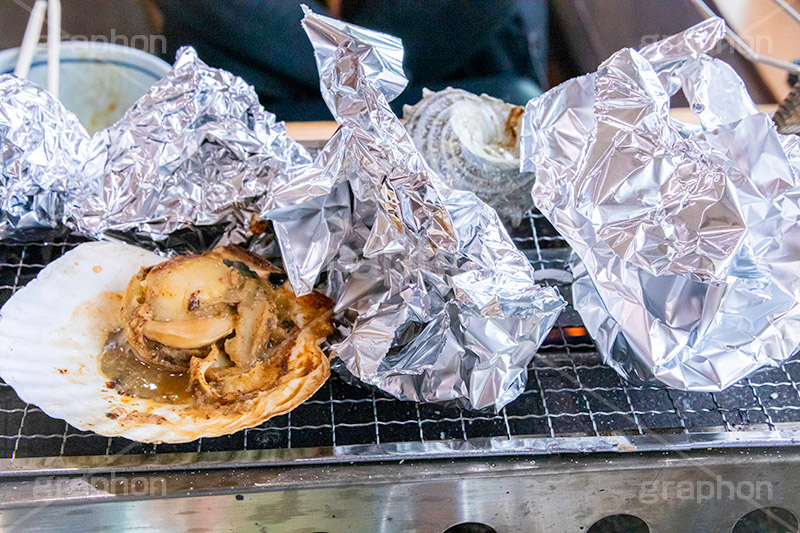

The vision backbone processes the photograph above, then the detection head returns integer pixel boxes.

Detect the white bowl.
[0,41,170,134]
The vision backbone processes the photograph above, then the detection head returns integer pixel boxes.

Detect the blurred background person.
[155,0,549,120]
[1,0,788,121]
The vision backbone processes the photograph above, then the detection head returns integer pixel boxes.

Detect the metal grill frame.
[1,211,800,476]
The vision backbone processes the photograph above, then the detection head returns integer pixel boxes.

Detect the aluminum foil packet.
[522,17,800,391]
[261,8,565,410]
[0,47,311,244]
[0,77,90,239]
[0,9,564,410]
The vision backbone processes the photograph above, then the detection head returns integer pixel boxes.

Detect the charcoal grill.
[2,209,800,473]
[3,0,800,528]
[0,212,800,533]
[2,181,800,532]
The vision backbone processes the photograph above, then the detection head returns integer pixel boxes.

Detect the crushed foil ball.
[0,47,311,244]
[261,7,565,410]
[522,17,800,391]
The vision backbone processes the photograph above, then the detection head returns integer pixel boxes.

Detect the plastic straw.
[13,0,47,79]
[47,0,61,98]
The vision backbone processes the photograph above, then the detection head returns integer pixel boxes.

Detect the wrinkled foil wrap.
[523,17,800,391]
[0,47,311,243]
[0,10,565,410]
[261,8,564,410]
[0,77,90,238]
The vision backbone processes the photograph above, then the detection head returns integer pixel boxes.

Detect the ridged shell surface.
[775,83,800,135]
[0,242,330,443]
[404,87,535,225]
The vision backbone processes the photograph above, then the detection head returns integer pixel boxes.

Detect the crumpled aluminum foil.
[0,9,565,410]
[522,17,800,391]
[262,7,565,410]
[0,77,90,239]
[0,47,311,244]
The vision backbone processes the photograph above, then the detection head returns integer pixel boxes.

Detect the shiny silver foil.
[262,8,565,410]
[1,47,311,243]
[0,77,90,238]
[522,17,800,391]
[0,9,565,410]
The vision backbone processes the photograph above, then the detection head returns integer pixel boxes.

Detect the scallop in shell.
[774,82,800,135]
[0,241,333,443]
[403,87,535,225]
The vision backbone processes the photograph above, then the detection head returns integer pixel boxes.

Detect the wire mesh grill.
[1,211,800,469]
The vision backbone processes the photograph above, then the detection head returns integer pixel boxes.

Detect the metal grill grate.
[1,211,800,474]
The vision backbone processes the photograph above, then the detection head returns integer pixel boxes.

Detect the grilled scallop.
[0,241,333,443]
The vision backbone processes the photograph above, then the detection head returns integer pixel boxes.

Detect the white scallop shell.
[0,241,329,443]
[403,87,535,225]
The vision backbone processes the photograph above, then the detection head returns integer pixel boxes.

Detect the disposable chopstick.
[13,0,47,79]
[47,0,61,98]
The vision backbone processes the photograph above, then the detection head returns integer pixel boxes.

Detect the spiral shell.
[403,88,535,225]
[774,82,800,135]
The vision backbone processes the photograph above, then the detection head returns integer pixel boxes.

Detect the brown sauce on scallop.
[95,248,317,406]
[99,329,193,404]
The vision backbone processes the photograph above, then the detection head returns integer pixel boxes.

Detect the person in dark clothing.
[156,1,548,120]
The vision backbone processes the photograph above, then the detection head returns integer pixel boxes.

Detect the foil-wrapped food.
[523,17,800,391]
[267,8,565,410]
[0,6,566,438]
[0,77,90,238]
[0,47,311,244]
